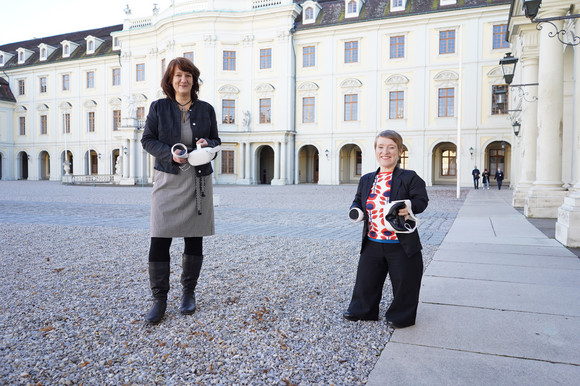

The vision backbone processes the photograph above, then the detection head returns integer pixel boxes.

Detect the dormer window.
[38,43,56,62]
[302,1,321,25]
[440,0,457,6]
[112,35,121,51]
[345,0,365,18]
[60,40,80,58]
[0,51,14,67]
[85,35,104,55]
[17,48,34,64]
[390,0,406,12]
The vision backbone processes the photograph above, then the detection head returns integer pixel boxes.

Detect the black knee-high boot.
[180,254,203,315]
[146,261,170,324]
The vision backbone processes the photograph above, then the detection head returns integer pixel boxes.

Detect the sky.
[0,0,166,45]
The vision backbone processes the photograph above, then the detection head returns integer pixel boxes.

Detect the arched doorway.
[298,145,319,183]
[484,141,511,187]
[18,152,29,180]
[258,145,274,184]
[61,150,73,177]
[432,142,457,185]
[112,149,120,175]
[339,144,361,184]
[39,151,50,180]
[85,150,98,174]
[0,153,3,180]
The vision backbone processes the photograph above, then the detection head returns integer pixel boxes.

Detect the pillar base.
[271,178,288,186]
[512,185,532,208]
[524,189,568,218]
[236,178,253,185]
[555,194,580,247]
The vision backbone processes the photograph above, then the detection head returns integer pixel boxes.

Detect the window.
[40,115,48,135]
[221,150,235,174]
[88,41,94,52]
[441,149,456,176]
[345,41,358,63]
[19,117,26,135]
[136,63,145,81]
[390,36,405,59]
[18,80,25,95]
[259,98,271,124]
[492,85,508,115]
[392,0,404,8]
[40,48,47,60]
[260,48,272,69]
[348,0,357,13]
[439,30,456,54]
[222,99,235,124]
[184,52,194,62]
[223,51,236,71]
[63,113,71,134]
[438,88,454,117]
[113,110,121,130]
[493,24,510,49]
[87,112,95,132]
[86,71,94,88]
[62,74,70,91]
[112,68,120,86]
[40,77,47,93]
[389,91,404,119]
[344,94,358,121]
[305,7,314,20]
[400,146,408,169]
[303,46,315,67]
[303,97,315,123]
[137,107,145,121]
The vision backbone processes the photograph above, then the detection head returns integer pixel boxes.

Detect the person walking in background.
[141,57,221,324]
[482,168,490,189]
[495,168,505,190]
[472,166,480,189]
[343,130,429,329]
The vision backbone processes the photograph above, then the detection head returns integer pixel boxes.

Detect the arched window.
[305,7,313,20]
[400,145,408,169]
[88,41,94,51]
[348,0,357,13]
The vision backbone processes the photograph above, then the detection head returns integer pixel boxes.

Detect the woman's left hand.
[196,138,208,148]
[398,206,409,220]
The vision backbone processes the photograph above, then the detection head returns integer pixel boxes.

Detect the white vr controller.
[348,199,419,234]
[171,143,222,166]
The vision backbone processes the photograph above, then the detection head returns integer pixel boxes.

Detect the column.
[524,16,568,218]
[271,141,282,185]
[280,140,287,183]
[129,138,137,179]
[513,31,539,207]
[556,22,580,247]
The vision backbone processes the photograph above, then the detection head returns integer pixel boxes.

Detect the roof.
[0,77,16,103]
[293,0,512,29]
[0,25,123,69]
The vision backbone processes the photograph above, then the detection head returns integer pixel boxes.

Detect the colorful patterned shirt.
[366,172,399,242]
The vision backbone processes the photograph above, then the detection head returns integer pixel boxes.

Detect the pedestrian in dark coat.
[495,168,505,190]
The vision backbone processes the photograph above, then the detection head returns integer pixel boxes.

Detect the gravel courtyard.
[0,182,465,385]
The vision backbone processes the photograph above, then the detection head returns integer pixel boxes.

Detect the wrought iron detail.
[534,13,580,47]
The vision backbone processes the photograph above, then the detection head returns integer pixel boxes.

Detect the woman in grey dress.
[141,57,221,324]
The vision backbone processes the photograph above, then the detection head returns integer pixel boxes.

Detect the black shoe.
[146,299,167,324]
[343,311,362,321]
[386,320,413,329]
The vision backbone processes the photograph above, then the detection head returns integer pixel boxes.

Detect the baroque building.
[1,0,515,188]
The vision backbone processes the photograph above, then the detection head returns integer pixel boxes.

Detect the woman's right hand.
[173,149,188,164]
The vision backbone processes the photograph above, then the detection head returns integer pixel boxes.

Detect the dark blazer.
[141,98,221,176]
[351,167,429,257]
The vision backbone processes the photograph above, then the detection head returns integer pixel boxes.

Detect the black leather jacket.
[141,98,221,176]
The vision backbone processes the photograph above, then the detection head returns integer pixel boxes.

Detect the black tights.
[148,237,203,262]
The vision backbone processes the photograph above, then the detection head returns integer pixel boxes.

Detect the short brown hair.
[374,130,403,150]
[161,57,201,102]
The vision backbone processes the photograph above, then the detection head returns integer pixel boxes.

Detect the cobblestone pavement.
[0,181,463,246]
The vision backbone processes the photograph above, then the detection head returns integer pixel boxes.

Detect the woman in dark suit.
[141,57,221,324]
[344,130,428,328]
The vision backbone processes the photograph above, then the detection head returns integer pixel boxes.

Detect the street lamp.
[521,0,580,46]
[512,121,521,136]
[499,53,518,85]
[469,147,474,159]
[325,149,329,159]
[123,146,128,155]
[523,0,542,20]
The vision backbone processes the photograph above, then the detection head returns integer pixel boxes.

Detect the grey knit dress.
[150,111,215,238]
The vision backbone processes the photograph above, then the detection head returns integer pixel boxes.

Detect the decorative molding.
[84,99,98,109]
[297,81,319,92]
[242,35,254,46]
[487,67,504,80]
[109,97,122,107]
[434,70,459,81]
[15,105,28,113]
[59,101,73,110]
[256,83,275,93]
[36,103,49,112]
[204,34,217,47]
[218,85,241,94]
[385,74,409,85]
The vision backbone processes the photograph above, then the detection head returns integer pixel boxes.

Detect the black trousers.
[347,240,423,326]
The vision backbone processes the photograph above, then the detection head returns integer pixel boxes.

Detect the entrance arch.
[39,151,50,180]
[298,145,319,183]
[17,152,29,180]
[339,144,361,184]
[432,142,457,185]
[85,150,98,174]
[484,141,511,187]
[257,145,274,184]
[61,150,73,177]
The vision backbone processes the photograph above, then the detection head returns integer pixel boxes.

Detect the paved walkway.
[367,188,580,385]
